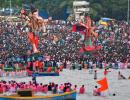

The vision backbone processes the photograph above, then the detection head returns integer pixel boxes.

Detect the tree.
[0,0,129,21]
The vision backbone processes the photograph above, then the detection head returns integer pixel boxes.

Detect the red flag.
[72,24,76,32]
[96,77,108,92]
[34,36,38,49]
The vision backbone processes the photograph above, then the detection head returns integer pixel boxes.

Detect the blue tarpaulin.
[101,18,113,21]
[39,10,48,19]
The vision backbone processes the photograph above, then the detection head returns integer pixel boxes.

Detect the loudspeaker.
[17,89,33,97]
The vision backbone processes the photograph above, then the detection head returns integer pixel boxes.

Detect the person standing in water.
[32,73,37,85]
[94,70,97,80]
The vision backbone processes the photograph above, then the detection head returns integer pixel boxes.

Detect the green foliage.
[0,0,129,20]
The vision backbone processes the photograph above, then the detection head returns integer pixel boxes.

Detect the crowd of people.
[0,80,87,96]
[0,69,27,78]
[0,16,130,71]
[0,15,130,98]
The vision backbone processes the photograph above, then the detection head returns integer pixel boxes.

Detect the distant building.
[73,1,90,21]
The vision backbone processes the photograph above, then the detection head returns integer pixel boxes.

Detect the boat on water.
[0,91,76,100]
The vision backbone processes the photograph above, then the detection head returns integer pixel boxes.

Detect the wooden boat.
[0,91,76,100]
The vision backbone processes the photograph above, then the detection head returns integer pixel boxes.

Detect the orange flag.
[96,77,108,92]
[34,36,38,49]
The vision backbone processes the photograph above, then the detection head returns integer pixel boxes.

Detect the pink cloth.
[66,88,70,92]
[43,86,48,93]
[93,88,98,95]
[104,70,108,76]
[3,86,7,92]
[27,62,31,67]
[120,63,126,69]
[128,41,130,44]
[32,86,37,93]
[79,87,85,94]
[10,86,16,93]
[0,87,3,93]
[73,87,77,91]
[37,85,42,92]
[59,85,64,91]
